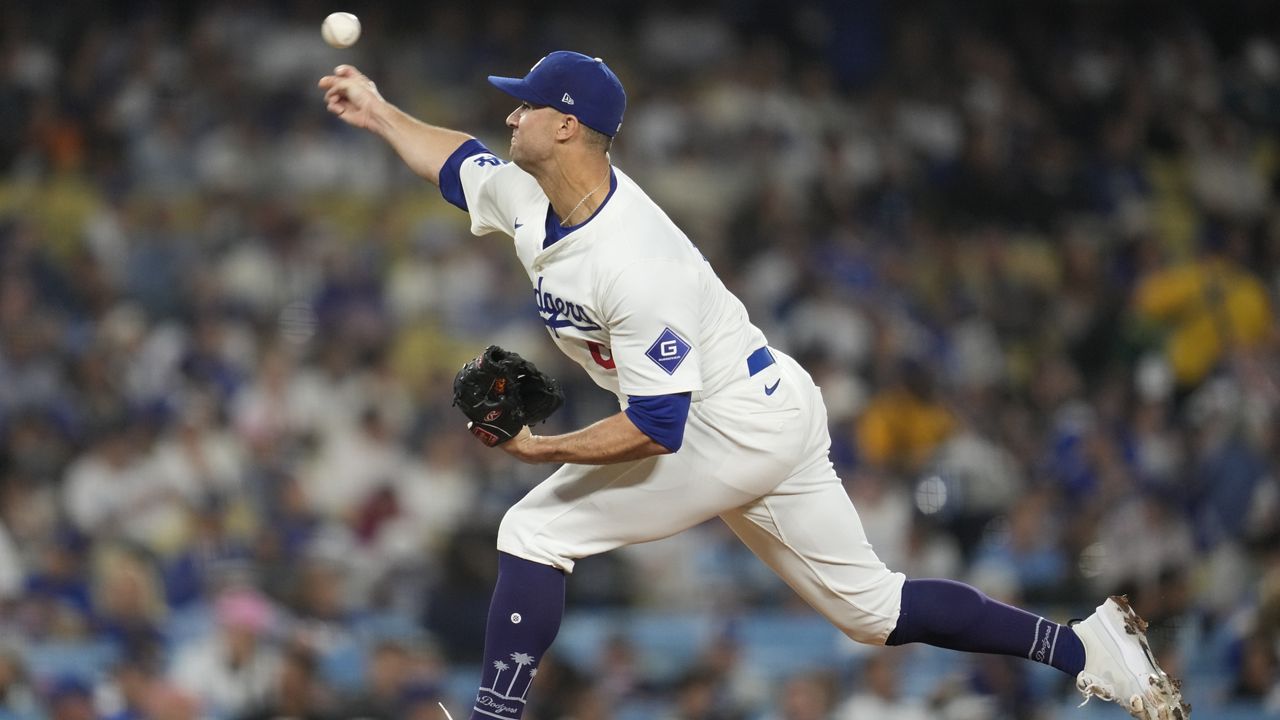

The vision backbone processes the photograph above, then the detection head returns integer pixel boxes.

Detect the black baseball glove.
[452,345,565,446]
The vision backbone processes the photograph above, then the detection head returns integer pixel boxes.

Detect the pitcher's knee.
[838,611,898,645]
[496,506,576,572]
[826,571,907,646]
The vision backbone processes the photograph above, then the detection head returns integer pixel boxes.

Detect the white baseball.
[321,12,361,49]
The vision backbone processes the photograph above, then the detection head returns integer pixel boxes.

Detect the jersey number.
[588,341,615,370]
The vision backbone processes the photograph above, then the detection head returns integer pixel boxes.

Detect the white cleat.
[1072,595,1191,719]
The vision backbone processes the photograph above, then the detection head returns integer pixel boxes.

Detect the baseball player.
[318,52,1189,720]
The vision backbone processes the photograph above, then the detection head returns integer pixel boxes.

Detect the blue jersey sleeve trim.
[624,391,692,453]
[438,138,495,212]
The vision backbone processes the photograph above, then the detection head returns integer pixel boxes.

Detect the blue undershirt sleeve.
[624,392,692,453]
[437,138,494,211]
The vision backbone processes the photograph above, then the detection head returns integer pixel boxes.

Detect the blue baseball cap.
[488,51,626,137]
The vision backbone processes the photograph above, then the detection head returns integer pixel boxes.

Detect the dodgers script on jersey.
[455,150,768,405]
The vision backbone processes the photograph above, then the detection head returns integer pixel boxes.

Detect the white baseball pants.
[497,350,905,644]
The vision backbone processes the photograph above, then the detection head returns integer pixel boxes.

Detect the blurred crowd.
[1,0,1279,718]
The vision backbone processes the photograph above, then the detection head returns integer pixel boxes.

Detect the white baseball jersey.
[447,143,905,649]
[455,150,768,405]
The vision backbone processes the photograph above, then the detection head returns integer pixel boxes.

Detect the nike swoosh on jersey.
[514,220,523,229]
[764,379,781,395]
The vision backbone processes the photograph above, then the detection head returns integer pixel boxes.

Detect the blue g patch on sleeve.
[645,328,691,375]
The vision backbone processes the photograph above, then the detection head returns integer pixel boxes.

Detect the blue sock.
[885,578,1085,676]
[470,553,566,720]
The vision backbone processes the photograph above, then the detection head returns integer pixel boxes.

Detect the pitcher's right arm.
[318,64,470,186]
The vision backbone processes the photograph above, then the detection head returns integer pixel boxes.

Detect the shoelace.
[1077,676,1115,707]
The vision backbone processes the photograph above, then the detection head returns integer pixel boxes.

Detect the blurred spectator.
[1093,492,1195,598]
[63,418,191,554]
[396,682,447,720]
[229,345,327,456]
[0,520,24,602]
[943,655,1036,720]
[90,545,167,654]
[664,667,740,720]
[43,676,97,720]
[761,673,836,720]
[557,683,613,720]
[0,646,40,720]
[250,473,321,601]
[284,542,371,692]
[339,639,414,720]
[19,530,93,638]
[160,494,254,610]
[847,469,916,572]
[235,642,334,720]
[301,406,407,522]
[170,587,279,718]
[101,653,160,720]
[1230,634,1279,706]
[148,391,246,511]
[970,489,1069,603]
[855,360,956,476]
[139,683,203,720]
[833,651,927,720]
[918,428,1022,559]
[1133,231,1273,389]
[391,434,478,558]
[520,652,584,720]
[693,629,770,717]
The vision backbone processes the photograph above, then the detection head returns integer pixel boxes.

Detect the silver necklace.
[559,174,609,227]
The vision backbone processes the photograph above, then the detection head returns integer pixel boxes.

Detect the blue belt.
[746,346,775,376]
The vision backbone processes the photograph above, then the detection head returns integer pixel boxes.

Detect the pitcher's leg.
[723,468,1094,671]
[722,472,1087,672]
[497,441,764,572]
[890,581,1194,717]
[723,354,1185,716]
[478,448,764,720]
[720,475,906,644]
[888,578,1084,675]
[471,553,565,720]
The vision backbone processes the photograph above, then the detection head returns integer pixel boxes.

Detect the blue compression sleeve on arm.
[624,392,692,452]
[437,138,494,211]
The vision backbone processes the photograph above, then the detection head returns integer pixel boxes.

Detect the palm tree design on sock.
[489,660,509,693]
[506,653,535,697]
[520,667,538,701]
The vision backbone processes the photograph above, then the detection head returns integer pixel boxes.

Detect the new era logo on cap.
[562,93,574,105]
